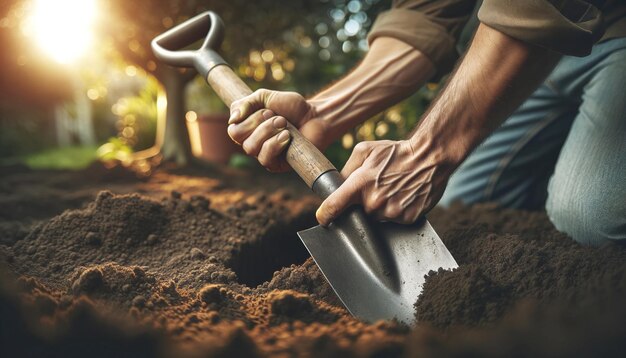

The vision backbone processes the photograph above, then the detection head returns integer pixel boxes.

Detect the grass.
[17,146,98,170]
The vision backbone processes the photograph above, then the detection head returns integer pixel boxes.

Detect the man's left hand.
[316,139,453,226]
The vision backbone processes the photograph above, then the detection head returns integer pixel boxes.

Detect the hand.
[316,139,453,226]
[227,89,329,172]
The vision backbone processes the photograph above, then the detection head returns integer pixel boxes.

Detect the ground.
[0,163,625,357]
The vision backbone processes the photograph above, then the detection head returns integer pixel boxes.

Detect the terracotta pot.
[186,113,240,164]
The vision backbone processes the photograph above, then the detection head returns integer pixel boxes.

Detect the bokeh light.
[22,0,98,64]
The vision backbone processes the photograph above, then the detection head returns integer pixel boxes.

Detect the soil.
[1,163,625,357]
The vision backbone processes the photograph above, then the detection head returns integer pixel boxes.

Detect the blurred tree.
[103,0,333,165]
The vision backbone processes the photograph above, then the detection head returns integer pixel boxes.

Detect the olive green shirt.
[368,0,626,75]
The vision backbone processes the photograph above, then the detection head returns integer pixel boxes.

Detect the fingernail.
[316,208,328,227]
[227,123,238,136]
[262,110,274,120]
[277,129,290,144]
[227,125,241,145]
[273,116,287,129]
[228,109,240,124]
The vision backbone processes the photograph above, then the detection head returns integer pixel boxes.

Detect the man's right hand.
[227,89,329,172]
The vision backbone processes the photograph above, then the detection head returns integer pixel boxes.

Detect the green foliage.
[228,153,254,168]
[21,146,98,170]
[232,0,388,94]
[96,137,133,163]
[108,74,160,150]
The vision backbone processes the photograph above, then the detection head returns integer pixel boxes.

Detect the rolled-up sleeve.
[479,0,605,56]
[367,0,476,75]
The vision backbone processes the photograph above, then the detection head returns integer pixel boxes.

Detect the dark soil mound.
[10,191,240,289]
[420,204,626,328]
[1,166,624,357]
[8,190,315,291]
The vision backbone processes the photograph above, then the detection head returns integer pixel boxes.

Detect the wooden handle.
[206,65,336,188]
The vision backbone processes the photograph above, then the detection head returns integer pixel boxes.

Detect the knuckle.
[353,142,368,153]
[258,148,272,166]
[230,98,242,108]
[365,190,384,210]
[241,141,252,155]
[259,140,281,164]
[257,88,274,102]
[373,195,386,211]
[256,117,271,132]
[385,205,403,220]
[348,167,365,184]
[363,199,380,214]
[242,140,258,156]
[367,202,383,215]
[227,125,239,142]
[363,203,376,215]
[261,138,275,155]
[270,141,284,156]
[363,197,377,212]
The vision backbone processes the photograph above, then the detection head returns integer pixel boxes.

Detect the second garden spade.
[152,11,458,324]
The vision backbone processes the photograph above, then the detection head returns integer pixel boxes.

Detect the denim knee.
[546,178,625,246]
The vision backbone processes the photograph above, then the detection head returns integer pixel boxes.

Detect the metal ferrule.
[195,50,228,79]
[311,169,343,199]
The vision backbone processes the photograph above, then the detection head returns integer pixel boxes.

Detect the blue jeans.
[440,38,626,246]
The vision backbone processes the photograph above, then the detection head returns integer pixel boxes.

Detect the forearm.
[410,23,561,166]
[309,37,436,142]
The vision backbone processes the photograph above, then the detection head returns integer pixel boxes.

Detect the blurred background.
[0,0,438,174]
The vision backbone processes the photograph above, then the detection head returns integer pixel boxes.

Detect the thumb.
[316,172,364,226]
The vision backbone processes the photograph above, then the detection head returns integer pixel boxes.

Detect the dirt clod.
[71,267,103,294]
[269,290,313,317]
[132,295,146,308]
[84,232,102,246]
[190,247,206,260]
[198,284,223,304]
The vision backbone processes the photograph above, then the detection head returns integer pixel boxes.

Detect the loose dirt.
[1,164,625,357]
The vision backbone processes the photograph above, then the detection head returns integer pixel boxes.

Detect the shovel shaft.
[206,65,337,188]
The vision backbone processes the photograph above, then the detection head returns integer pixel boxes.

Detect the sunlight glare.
[25,0,98,64]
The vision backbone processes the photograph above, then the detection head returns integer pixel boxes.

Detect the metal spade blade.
[298,208,457,324]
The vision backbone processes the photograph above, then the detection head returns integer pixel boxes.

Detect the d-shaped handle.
[151,11,227,79]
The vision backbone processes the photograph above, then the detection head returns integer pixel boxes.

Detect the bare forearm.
[411,23,561,166]
[309,37,436,142]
